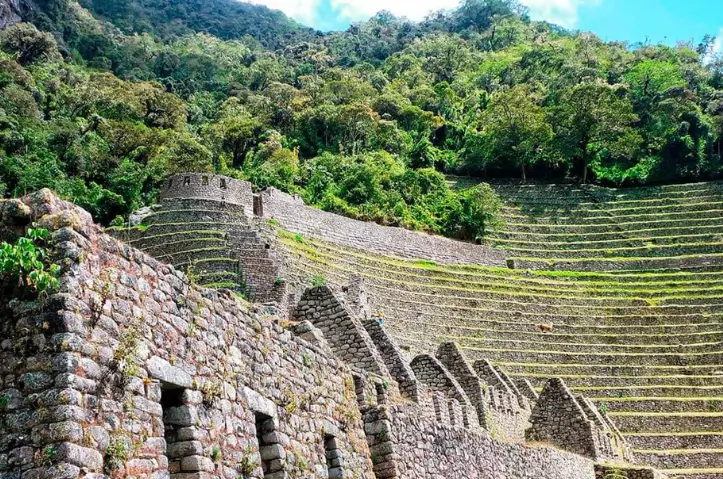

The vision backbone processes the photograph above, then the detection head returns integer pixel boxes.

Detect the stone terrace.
[272,181,723,479]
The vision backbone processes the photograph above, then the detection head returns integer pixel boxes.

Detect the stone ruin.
[0,179,672,479]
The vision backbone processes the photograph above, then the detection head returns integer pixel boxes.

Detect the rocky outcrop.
[0,0,22,30]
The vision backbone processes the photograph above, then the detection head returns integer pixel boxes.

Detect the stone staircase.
[110,198,286,304]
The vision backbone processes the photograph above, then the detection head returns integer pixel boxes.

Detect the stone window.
[254,412,285,478]
[201,176,209,186]
[220,178,227,189]
[324,435,344,479]
[168,178,173,188]
[183,176,191,186]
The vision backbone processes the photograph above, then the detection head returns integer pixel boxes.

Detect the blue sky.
[251,0,723,49]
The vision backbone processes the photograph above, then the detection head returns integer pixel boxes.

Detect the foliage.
[2,0,723,243]
[311,274,326,287]
[0,227,60,296]
[603,468,628,479]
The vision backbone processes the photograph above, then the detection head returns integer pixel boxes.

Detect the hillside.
[269,179,723,478]
[0,0,722,239]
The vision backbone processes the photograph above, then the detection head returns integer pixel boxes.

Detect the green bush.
[0,227,60,296]
[311,274,326,287]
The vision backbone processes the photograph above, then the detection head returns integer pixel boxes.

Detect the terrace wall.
[0,190,374,479]
[258,187,507,266]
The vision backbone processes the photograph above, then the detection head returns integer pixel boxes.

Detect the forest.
[0,0,722,239]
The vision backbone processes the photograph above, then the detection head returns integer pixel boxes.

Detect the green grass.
[279,234,723,301]
[501,213,723,230]
[284,250,723,307]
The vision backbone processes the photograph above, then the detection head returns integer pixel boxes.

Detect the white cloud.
[704,27,723,64]
[714,29,723,54]
[248,0,598,30]
[521,0,601,29]
[249,0,319,25]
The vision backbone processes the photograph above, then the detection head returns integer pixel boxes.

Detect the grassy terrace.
[490,182,723,268]
[274,180,723,477]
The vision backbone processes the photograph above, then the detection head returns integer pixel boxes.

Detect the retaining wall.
[258,187,507,266]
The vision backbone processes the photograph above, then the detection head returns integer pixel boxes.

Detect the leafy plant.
[105,436,129,473]
[603,467,629,479]
[311,274,326,287]
[0,227,60,296]
[211,445,221,463]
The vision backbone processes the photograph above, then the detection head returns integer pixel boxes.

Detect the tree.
[555,81,641,182]
[474,85,553,181]
[456,183,504,240]
[0,23,60,66]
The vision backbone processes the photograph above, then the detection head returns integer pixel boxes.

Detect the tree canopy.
[1,0,722,239]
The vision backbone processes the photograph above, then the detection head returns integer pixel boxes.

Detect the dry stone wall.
[387,402,596,479]
[0,187,663,479]
[258,187,507,265]
[0,190,374,479]
[526,378,625,463]
[161,174,253,213]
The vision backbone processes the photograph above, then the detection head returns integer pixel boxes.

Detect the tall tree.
[554,81,641,182]
[476,85,552,181]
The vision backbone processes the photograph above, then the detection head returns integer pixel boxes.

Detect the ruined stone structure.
[1,176,685,479]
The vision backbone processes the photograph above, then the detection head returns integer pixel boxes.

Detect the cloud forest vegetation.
[1,0,722,240]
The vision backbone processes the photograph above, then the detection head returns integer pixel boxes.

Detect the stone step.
[490,232,723,252]
[488,223,723,245]
[410,321,723,346]
[495,242,723,260]
[492,361,723,378]
[235,248,274,260]
[284,235,723,284]
[137,238,228,257]
[363,277,723,311]
[500,216,723,235]
[386,312,723,340]
[513,254,723,274]
[176,258,239,274]
[660,469,723,479]
[520,375,723,390]
[161,247,234,268]
[145,209,246,225]
[500,204,723,224]
[575,385,723,398]
[463,345,723,367]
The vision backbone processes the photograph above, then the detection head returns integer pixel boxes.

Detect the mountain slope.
[77,0,317,48]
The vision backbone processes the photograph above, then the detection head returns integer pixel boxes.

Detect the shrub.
[0,227,60,297]
[311,274,326,287]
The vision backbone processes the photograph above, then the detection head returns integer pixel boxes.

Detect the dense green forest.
[1,0,722,238]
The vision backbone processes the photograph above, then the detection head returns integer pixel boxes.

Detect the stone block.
[147,356,192,389]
